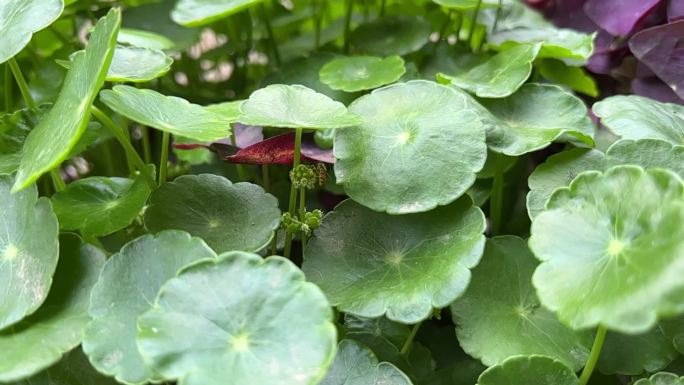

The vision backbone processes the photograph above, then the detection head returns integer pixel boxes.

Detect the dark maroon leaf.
[584,0,662,36]
[669,0,684,21]
[629,20,684,99]
[632,77,684,104]
[224,132,334,165]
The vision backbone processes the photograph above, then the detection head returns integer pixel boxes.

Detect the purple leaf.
[586,30,630,74]
[632,77,684,104]
[584,0,662,36]
[629,20,684,99]
[224,132,334,165]
[669,0,684,22]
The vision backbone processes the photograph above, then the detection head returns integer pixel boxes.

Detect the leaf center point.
[231,334,250,352]
[3,244,19,260]
[607,239,625,256]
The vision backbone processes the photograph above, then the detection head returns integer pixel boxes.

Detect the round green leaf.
[51,169,154,238]
[0,0,64,64]
[205,100,243,121]
[118,28,175,50]
[137,251,337,385]
[598,326,678,375]
[100,85,232,142]
[302,196,485,324]
[83,230,216,384]
[530,165,684,333]
[526,148,606,219]
[536,59,598,97]
[634,373,684,385]
[144,174,280,253]
[451,236,591,371]
[13,8,120,192]
[477,83,595,156]
[606,139,684,176]
[238,84,361,130]
[350,16,430,56]
[593,95,684,145]
[0,174,59,330]
[320,340,411,385]
[334,80,486,214]
[663,317,684,355]
[437,44,540,98]
[10,347,120,385]
[0,234,105,382]
[107,45,173,82]
[171,0,264,27]
[476,355,579,385]
[319,56,406,92]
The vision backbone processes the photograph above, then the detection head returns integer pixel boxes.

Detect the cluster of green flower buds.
[281,209,323,236]
[289,164,328,189]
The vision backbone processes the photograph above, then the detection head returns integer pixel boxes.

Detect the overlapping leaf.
[476,355,579,385]
[0,0,64,63]
[320,56,406,92]
[302,196,485,324]
[320,340,412,385]
[350,16,431,56]
[10,347,119,385]
[171,0,264,27]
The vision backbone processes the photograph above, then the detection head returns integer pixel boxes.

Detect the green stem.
[8,58,36,110]
[299,185,307,248]
[4,63,13,112]
[262,165,270,193]
[230,124,247,181]
[454,11,463,43]
[159,132,170,186]
[343,0,355,54]
[490,153,504,235]
[579,326,608,385]
[258,3,281,67]
[141,126,152,164]
[50,169,66,192]
[400,322,422,355]
[102,140,116,176]
[284,127,304,259]
[313,0,322,48]
[379,0,386,16]
[492,0,503,33]
[91,106,156,189]
[467,0,483,47]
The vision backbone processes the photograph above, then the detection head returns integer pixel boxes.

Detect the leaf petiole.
[284,127,303,258]
[400,322,422,355]
[578,325,607,385]
[8,58,36,110]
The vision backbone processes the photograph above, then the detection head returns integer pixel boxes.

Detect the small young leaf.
[334,80,487,214]
[100,85,232,142]
[437,44,540,98]
[536,59,599,97]
[319,340,412,385]
[137,251,337,385]
[451,236,591,371]
[237,84,361,130]
[171,0,264,27]
[302,196,485,324]
[319,56,406,92]
[12,8,121,192]
[51,168,155,238]
[0,175,59,330]
[83,231,216,384]
[144,174,281,253]
[0,235,105,382]
[633,372,684,385]
[530,165,684,333]
[593,95,684,144]
[476,355,579,385]
[0,0,64,63]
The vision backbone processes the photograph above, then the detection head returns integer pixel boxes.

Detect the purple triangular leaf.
[584,0,663,36]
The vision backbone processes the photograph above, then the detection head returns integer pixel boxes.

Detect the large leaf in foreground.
[51,169,154,238]
[100,85,232,142]
[171,0,264,27]
[634,372,684,385]
[476,355,578,385]
[144,174,280,253]
[335,80,486,214]
[11,347,119,385]
[12,8,120,192]
[0,175,59,330]
[530,166,684,333]
[0,235,105,382]
[319,340,411,385]
[593,95,684,145]
[137,251,337,385]
[319,56,406,92]
[437,44,540,98]
[302,197,485,324]
[451,236,590,371]
[477,84,594,156]
[238,84,361,130]
[83,231,215,384]
[0,0,63,63]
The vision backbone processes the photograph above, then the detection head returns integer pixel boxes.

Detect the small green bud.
[290,164,317,189]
